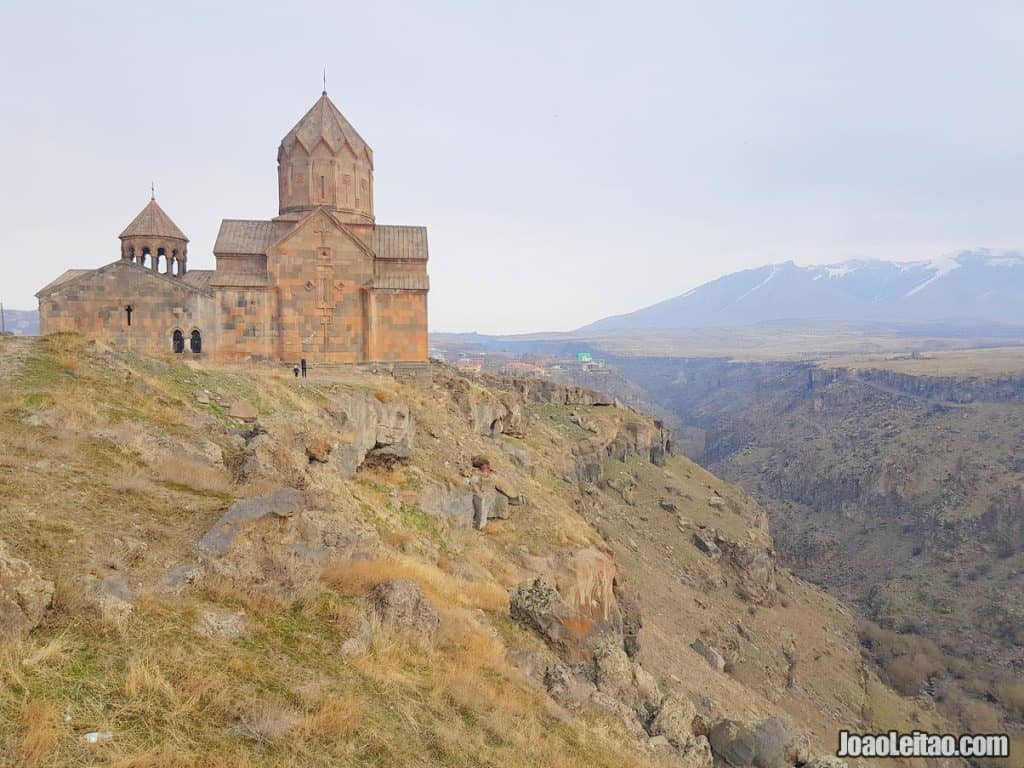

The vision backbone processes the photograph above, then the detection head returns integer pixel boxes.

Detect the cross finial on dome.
[322,67,327,96]
[150,181,155,200]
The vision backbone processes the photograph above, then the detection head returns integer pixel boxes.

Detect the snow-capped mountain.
[580,250,1024,331]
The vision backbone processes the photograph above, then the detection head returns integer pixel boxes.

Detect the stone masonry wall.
[38,261,217,357]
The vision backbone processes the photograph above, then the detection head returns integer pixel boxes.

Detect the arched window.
[125,304,133,326]
[190,329,202,354]
[172,329,184,353]
[157,247,167,273]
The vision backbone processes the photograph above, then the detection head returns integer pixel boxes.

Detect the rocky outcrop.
[232,389,416,484]
[197,489,361,596]
[445,375,527,437]
[0,541,54,640]
[323,390,415,471]
[568,417,673,484]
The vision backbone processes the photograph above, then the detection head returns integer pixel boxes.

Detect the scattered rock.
[369,579,440,643]
[86,573,134,626]
[158,563,205,594]
[471,455,492,472]
[195,390,211,405]
[659,499,679,513]
[0,541,54,640]
[194,608,251,641]
[708,495,726,509]
[229,400,259,422]
[692,639,726,672]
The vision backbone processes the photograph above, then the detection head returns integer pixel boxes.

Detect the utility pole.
[1,302,5,334]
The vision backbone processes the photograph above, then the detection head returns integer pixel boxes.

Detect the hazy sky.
[3,1,1024,333]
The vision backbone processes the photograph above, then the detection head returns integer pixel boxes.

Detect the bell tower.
[276,91,375,225]
[118,193,189,276]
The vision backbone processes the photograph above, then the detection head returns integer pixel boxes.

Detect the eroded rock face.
[0,541,54,640]
[569,417,673,484]
[324,391,415,471]
[446,376,527,438]
[369,578,440,643]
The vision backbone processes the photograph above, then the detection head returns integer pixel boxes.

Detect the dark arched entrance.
[190,329,202,354]
[172,329,185,354]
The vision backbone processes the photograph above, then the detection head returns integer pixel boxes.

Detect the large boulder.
[369,579,440,643]
[707,717,798,768]
[0,541,54,640]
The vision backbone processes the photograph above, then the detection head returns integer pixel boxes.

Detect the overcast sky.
[3,1,1024,333]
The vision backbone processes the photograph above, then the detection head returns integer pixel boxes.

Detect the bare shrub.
[886,653,942,695]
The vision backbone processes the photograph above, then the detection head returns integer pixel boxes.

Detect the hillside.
[605,352,1024,754]
[0,334,962,767]
[581,252,1024,331]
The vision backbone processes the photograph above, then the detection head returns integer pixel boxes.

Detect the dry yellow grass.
[324,554,509,613]
[9,699,62,767]
[150,455,232,495]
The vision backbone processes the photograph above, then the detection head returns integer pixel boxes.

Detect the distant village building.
[455,358,483,374]
[36,92,429,364]
[499,362,547,378]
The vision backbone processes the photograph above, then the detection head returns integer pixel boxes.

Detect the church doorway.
[172,329,185,354]
[190,329,202,354]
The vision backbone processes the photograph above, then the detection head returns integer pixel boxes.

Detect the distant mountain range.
[581,250,1024,331]
[1,309,38,336]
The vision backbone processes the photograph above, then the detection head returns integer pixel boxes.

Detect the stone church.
[37,92,429,364]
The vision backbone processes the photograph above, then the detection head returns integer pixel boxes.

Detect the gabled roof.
[119,198,188,242]
[367,225,429,261]
[213,219,292,256]
[37,260,213,298]
[35,269,92,296]
[212,213,428,262]
[280,92,372,161]
[181,269,216,291]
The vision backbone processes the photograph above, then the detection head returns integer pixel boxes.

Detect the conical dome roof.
[280,92,372,161]
[119,198,188,242]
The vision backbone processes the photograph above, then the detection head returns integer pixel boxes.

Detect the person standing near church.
[300,358,308,378]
